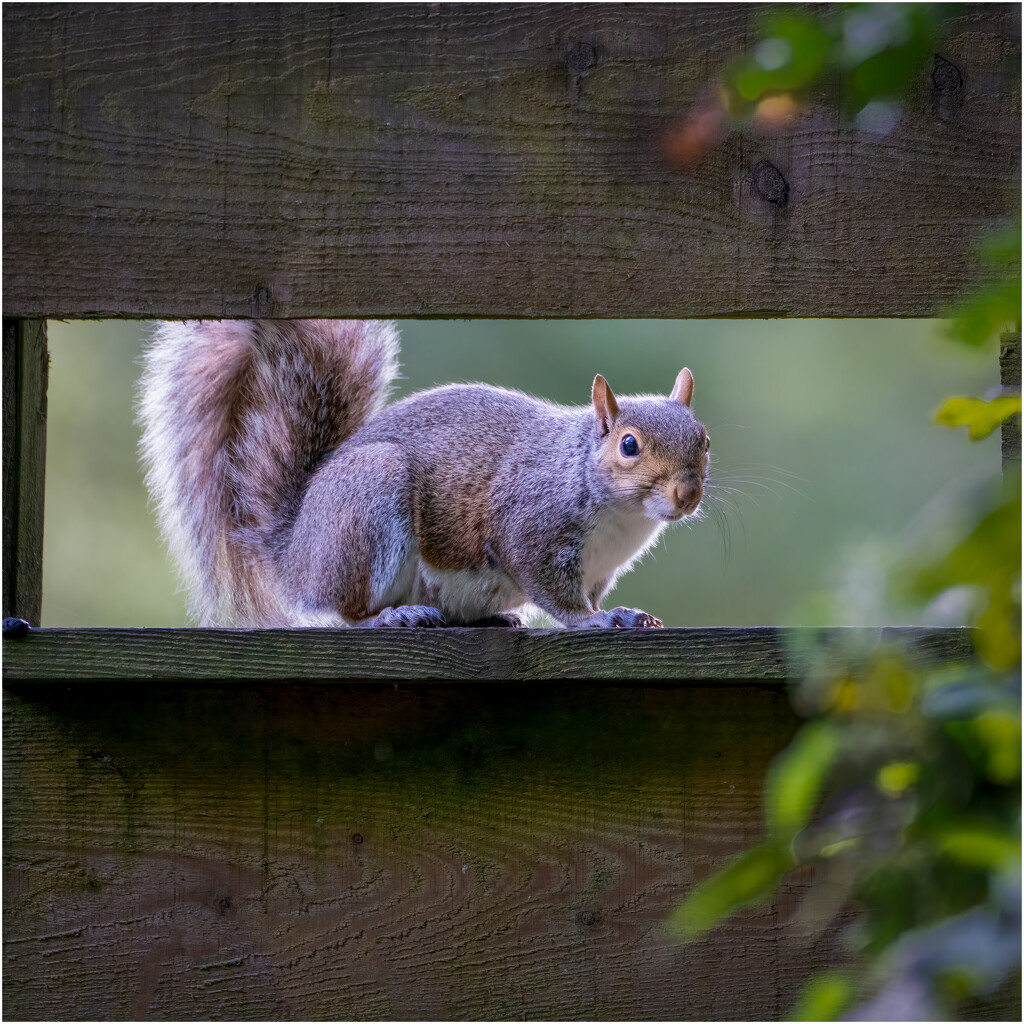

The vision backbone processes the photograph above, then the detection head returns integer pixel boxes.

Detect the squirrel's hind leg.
[286,443,445,627]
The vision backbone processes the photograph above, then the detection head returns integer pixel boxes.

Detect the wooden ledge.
[2,626,974,683]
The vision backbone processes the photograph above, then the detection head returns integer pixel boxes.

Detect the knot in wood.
[352,832,364,844]
[250,284,273,318]
[752,160,789,205]
[566,42,597,76]
[932,54,964,93]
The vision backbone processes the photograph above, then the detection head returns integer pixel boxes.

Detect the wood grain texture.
[3,3,1020,319]
[1,319,48,623]
[2,626,975,683]
[3,681,844,1021]
[1000,331,1021,466]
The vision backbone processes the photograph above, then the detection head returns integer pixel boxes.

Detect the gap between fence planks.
[3,3,1020,319]
[2,625,975,683]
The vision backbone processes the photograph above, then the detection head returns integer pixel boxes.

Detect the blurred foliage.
[665,3,959,162]
[672,476,1021,1020]
[671,4,1021,1020]
[934,395,1021,441]
[728,4,939,119]
[944,219,1023,350]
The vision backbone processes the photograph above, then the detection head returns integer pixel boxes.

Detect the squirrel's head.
[591,368,709,522]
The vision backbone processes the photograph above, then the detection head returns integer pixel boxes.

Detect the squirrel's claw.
[633,612,663,629]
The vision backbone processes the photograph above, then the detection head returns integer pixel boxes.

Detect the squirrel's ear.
[670,367,694,407]
[592,374,619,436]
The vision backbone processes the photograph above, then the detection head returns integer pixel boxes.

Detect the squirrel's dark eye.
[620,434,640,458]
[704,434,711,452]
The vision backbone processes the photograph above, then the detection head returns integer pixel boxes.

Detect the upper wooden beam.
[3,3,1019,319]
[1,319,48,624]
[2,626,974,683]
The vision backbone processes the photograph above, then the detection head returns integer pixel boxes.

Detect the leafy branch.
[669,5,1021,1019]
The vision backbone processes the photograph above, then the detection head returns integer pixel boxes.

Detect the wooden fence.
[3,3,1020,1020]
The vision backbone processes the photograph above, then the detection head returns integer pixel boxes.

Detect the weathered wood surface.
[4,681,846,1021]
[1001,331,1021,466]
[3,3,1019,319]
[1,319,48,624]
[2,626,975,683]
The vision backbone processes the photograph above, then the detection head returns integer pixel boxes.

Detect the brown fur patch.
[414,468,490,572]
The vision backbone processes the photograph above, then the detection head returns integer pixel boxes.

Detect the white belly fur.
[581,509,665,602]
[374,511,663,622]
[417,563,527,623]
[372,541,526,623]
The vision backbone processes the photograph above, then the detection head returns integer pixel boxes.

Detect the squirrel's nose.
[672,479,702,513]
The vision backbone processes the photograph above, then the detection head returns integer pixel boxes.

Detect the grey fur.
[139,321,707,628]
[139,320,399,625]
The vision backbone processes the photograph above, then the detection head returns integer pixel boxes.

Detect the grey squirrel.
[139,320,709,628]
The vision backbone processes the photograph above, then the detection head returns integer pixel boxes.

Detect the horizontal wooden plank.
[3,3,1020,318]
[2,625,975,683]
[1,681,837,1020]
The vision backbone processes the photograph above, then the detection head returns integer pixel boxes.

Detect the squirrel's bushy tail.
[138,320,399,626]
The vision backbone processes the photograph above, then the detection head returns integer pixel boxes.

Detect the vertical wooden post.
[2,318,48,624]
[1000,331,1021,468]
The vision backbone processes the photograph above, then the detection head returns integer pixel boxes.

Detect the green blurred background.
[42,319,998,627]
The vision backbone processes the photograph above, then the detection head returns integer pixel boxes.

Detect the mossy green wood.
[5,681,846,1020]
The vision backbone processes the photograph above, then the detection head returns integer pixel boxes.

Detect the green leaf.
[765,720,841,841]
[973,708,1022,781]
[840,5,938,111]
[945,216,1020,345]
[980,217,1022,266]
[937,826,1020,869]
[669,843,792,940]
[790,972,854,1022]
[729,14,833,102]
[934,395,1022,440]
[945,279,1022,347]
[975,574,1022,672]
[912,494,1022,597]
[876,760,919,796]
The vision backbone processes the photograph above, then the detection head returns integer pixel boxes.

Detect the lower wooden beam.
[1,680,829,1020]
[1,318,48,624]
[2,625,974,683]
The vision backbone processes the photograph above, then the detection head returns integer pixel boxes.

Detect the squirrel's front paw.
[585,607,663,629]
[364,605,446,628]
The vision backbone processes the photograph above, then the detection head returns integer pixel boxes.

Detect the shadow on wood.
[4,681,849,1021]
